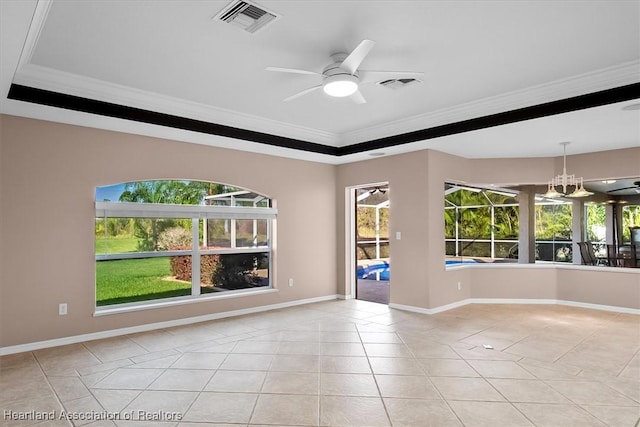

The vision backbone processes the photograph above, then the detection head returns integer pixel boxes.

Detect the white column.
[375,206,380,260]
[571,199,584,264]
[518,187,536,264]
[605,204,615,244]
[490,205,496,258]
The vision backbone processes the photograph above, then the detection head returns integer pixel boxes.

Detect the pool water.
[358,259,478,281]
[357,263,390,281]
[446,259,478,265]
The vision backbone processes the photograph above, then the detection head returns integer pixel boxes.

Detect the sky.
[95,183,125,202]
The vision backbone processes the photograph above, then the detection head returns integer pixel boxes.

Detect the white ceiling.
[1,0,639,165]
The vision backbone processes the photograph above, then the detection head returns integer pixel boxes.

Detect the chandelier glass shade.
[543,142,594,199]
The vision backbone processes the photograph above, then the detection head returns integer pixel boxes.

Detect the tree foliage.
[535,204,572,240]
[623,205,640,243]
[115,180,237,251]
[444,186,574,259]
[586,204,606,242]
[357,206,389,238]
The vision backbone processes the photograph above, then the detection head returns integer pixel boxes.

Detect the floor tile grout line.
[478,374,541,427]
[580,402,637,427]
[549,321,605,365]
[614,345,640,379]
[28,349,75,426]
[355,320,394,427]
[536,375,613,409]
[86,383,143,422]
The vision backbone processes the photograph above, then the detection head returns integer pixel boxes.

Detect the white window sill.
[94,287,279,316]
[445,263,639,273]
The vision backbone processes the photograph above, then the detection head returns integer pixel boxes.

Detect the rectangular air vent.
[215,0,278,34]
[377,78,421,89]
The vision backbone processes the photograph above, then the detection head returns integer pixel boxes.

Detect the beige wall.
[556,268,640,309]
[336,146,639,309]
[470,267,558,300]
[335,151,431,307]
[468,266,639,309]
[1,113,638,349]
[0,115,336,347]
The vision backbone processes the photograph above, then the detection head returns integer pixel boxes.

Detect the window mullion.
[231,219,237,249]
[191,218,201,296]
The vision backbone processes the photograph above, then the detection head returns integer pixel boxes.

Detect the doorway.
[352,183,390,304]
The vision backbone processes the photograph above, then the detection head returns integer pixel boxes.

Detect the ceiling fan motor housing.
[322,54,360,79]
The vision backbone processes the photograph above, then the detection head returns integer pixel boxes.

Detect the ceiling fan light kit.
[323,74,358,97]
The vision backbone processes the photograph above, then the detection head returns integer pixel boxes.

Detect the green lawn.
[95,236,139,254]
[96,257,192,305]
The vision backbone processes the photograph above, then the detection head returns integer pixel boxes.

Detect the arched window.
[95,181,275,310]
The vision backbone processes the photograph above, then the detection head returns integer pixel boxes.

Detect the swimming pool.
[446,259,478,265]
[358,259,478,281]
[357,262,390,281]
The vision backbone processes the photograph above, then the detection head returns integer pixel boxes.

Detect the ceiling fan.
[607,181,640,194]
[266,40,423,104]
[370,186,387,195]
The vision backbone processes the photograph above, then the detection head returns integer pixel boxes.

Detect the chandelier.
[543,142,594,198]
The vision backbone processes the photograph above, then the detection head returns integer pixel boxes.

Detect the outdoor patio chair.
[606,244,621,267]
[578,241,604,266]
[618,244,638,268]
[577,242,596,265]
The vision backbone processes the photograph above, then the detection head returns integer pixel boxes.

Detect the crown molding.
[340,60,640,146]
[13,64,340,146]
[14,0,51,71]
[9,80,639,162]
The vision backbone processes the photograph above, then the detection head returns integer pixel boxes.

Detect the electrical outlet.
[457,282,461,291]
[59,303,67,316]
[288,278,294,287]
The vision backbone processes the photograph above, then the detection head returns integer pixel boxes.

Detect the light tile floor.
[1,300,639,427]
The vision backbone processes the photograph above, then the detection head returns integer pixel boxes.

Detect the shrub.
[200,254,220,285]
[158,227,191,251]
[213,253,267,289]
[159,227,220,284]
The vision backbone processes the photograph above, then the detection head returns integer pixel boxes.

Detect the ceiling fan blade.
[350,89,366,104]
[266,67,321,76]
[607,186,638,193]
[283,85,323,102]
[359,70,424,83]
[341,40,376,74]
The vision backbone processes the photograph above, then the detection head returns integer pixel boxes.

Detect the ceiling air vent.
[215,0,278,34]
[377,78,421,89]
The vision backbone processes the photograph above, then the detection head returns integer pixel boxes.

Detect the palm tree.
[119,181,208,250]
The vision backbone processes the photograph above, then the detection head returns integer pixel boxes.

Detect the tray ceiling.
[1,0,639,164]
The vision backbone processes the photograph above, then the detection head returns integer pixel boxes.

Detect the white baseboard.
[555,299,640,315]
[0,294,339,356]
[389,299,469,315]
[391,298,640,316]
[468,298,558,305]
